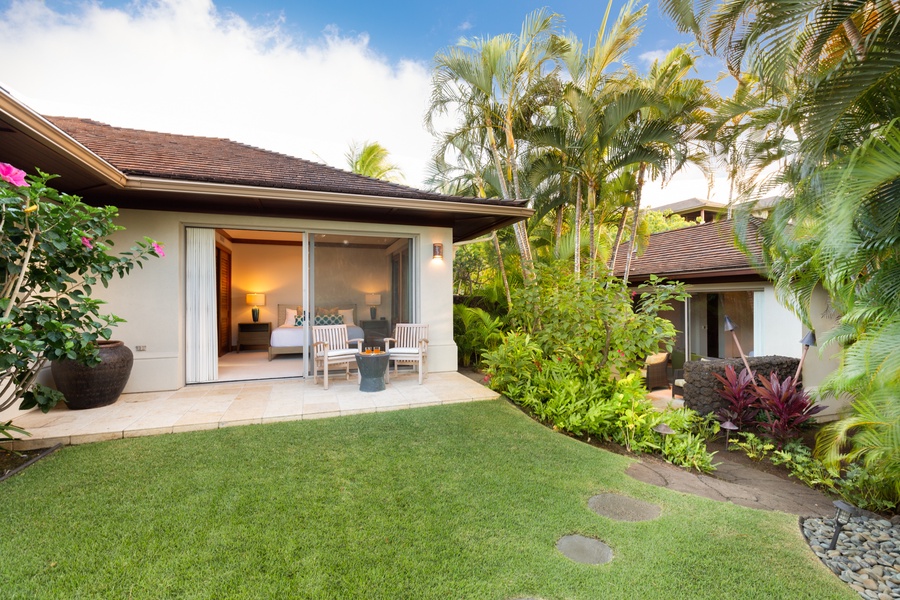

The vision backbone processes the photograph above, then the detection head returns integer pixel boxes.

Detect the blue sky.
[220,0,703,71]
[0,0,729,204]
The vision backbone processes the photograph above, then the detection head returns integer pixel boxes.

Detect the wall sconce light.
[433,243,443,260]
[365,293,382,320]
[246,293,266,323]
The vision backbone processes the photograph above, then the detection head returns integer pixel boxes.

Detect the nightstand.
[237,322,271,352]
[360,319,390,350]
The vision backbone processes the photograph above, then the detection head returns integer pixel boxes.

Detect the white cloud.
[457,21,472,31]
[0,0,437,186]
[638,49,668,65]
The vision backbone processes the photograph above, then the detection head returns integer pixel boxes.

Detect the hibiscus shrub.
[1,166,163,417]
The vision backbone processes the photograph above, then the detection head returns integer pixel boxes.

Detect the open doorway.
[187,228,415,383]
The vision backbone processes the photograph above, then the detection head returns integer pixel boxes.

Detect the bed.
[268,303,365,360]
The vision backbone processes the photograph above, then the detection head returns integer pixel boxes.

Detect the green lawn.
[1,400,850,599]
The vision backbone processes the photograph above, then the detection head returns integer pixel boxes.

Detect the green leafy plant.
[770,441,839,491]
[453,303,505,368]
[1,166,163,419]
[730,432,775,461]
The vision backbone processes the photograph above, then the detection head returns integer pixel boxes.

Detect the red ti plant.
[753,372,825,447]
[713,365,758,428]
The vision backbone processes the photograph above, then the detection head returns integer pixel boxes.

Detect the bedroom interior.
[212,228,413,383]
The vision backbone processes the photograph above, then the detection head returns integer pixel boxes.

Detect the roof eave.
[0,90,126,187]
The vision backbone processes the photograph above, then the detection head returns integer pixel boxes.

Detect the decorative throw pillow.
[314,314,344,326]
[294,314,305,326]
[316,307,339,316]
[338,308,355,326]
[284,308,298,327]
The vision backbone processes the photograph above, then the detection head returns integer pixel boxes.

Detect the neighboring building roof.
[0,90,531,242]
[653,197,726,214]
[613,219,765,282]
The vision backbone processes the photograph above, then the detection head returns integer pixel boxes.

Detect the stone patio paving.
[0,371,498,451]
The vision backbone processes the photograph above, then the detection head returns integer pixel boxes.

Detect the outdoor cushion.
[387,347,420,354]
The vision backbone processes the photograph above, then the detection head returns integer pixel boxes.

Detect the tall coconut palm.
[345,141,404,182]
[428,8,568,282]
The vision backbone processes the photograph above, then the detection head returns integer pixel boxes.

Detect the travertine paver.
[588,493,661,521]
[0,371,499,450]
[556,534,613,564]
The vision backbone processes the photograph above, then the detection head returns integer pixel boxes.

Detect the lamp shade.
[246,293,266,306]
[723,315,737,332]
[365,293,382,306]
[800,331,817,347]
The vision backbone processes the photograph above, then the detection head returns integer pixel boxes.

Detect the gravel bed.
[802,515,900,599]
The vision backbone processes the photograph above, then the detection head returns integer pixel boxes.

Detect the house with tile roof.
[613,219,843,418]
[1,88,532,392]
[651,197,726,223]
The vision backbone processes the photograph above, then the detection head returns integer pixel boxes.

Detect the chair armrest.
[383,337,396,343]
[349,338,363,350]
[418,338,429,349]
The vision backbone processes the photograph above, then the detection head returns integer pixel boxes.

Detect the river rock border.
[801,515,900,599]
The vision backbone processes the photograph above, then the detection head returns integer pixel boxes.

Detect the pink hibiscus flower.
[0,163,29,187]
[152,242,166,257]
[81,237,93,250]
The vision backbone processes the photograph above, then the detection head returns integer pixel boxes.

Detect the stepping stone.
[588,493,661,522]
[556,534,613,565]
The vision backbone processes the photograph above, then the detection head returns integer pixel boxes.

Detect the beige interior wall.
[313,245,392,322]
[231,243,303,339]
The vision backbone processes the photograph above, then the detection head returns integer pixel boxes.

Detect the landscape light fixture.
[720,420,739,449]
[829,500,861,550]
[723,315,753,373]
[794,330,817,381]
[246,293,266,323]
[432,243,443,260]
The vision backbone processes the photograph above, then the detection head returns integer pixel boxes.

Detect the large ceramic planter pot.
[51,340,134,410]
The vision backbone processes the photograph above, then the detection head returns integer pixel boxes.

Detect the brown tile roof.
[613,219,765,281]
[46,116,509,205]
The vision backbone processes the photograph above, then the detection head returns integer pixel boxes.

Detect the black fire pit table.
[355,351,389,392]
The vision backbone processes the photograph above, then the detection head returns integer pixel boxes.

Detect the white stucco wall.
[755,285,803,358]
[79,209,457,393]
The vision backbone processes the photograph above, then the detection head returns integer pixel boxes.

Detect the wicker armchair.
[642,352,670,390]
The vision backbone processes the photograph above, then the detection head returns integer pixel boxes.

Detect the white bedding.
[270,324,365,347]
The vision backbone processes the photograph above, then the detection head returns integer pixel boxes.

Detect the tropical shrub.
[770,441,839,492]
[452,303,505,368]
[0,166,162,422]
[753,373,824,447]
[713,365,758,428]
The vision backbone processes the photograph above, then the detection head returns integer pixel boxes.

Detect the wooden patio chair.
[384,324,428,384]
[312,324,363,390]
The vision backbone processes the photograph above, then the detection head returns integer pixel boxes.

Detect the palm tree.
[661,0,900,504]
[617,46,716,284]
[428,9,567,282]
[345,141,404,182]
